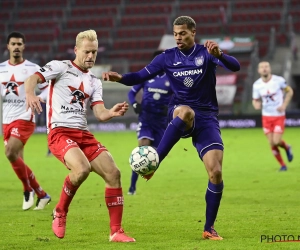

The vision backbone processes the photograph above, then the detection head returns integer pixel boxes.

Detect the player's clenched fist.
[102,71,123,82]
[204,40,222,58]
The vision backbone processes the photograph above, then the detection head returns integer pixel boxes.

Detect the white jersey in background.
[35,60,103,132]
[0,59,48,124]
[252,75,287,117]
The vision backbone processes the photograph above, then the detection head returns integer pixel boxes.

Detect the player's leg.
[192,114,224,240]
[4,120,50,210]
[273,116,293,163]
[52,147,90,238]
[49,128,90,238]
[90,151,135,242]
[263,116,287,170]
[266,133,287,171]
[5,136,34,210]
[202,149,224,240]
[156,105,194,164]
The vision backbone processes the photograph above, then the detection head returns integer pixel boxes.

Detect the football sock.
[278,140,289,150]
[56,175,79,213]
[156,116,186,163]
[130,171,138,190]
[26,165,47,198]
[11,157,32,192]
[204,181,224,232]
[272,146,285,166]
[105,187,123,234]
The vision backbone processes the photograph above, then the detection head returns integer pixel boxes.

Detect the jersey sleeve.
[278,76,288,89]
[90,78,104,108]
[128,83,143,104]
[252,83,260,100]
[35,60,66,82]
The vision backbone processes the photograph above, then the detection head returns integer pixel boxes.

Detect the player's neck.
[261,74,272,83]
[9,57,24,65]
[181,43,196,56]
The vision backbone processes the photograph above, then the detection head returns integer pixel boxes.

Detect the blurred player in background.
[102,16,240,240]
[127,50,172,195]
[25,30,135,242]
[252,61,294,171]
[0,31,51,210]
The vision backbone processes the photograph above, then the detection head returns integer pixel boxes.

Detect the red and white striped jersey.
[252,75,287,116]
[36,60,103,132]
[0,59,48,124]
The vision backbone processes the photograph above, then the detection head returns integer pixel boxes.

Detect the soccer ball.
[129,146,159,175]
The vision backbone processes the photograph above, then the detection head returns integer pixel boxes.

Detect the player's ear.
[74,46,77,56]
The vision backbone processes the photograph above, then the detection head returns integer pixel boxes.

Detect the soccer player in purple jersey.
[127,50,172,195]
[103,16,240,240]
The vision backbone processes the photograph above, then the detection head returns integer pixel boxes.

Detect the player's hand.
[277,105,286,112]
[132,102,142,114]
[204,40,222,58]
[25,94,45,114]
[109,101,129,117]
[102,71,122,82]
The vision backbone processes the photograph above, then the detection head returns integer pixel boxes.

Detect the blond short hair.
[75,30,98,47]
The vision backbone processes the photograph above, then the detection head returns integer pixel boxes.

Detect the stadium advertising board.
[34,114,300,133]
[216,74,237,105]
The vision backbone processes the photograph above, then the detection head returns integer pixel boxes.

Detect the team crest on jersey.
[165,81,170,87]
[1,74,24,96]
[68,82,90,108]
[22,69,28,74]
[194,56,204,66]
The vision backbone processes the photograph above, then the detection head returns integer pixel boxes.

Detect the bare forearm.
[252,100,261,110]
[283,90,293,108]
[25,74,40,95]
[96,109,113,122]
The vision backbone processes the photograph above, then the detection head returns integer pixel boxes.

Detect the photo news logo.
[261,235,300,243]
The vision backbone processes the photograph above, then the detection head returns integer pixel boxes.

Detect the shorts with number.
[3,120,35,145]
[48,127,107,166]
[262,115,285,134]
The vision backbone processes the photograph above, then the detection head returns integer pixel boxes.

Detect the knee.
[207,165,222,183]
[175,106,195,125]
[209,169,222,180]
[5,147,19,162]
[73,164,91,184]
[106,167,121,187]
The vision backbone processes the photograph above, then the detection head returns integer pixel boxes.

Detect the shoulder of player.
[253,78,262,86]
[0,60,8,66]
[271,74,286,82]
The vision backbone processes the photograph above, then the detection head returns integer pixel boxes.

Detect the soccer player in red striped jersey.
[25,29,135,242]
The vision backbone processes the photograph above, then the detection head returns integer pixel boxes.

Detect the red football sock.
[11,157,32,192]
[56,175,79,213]
[278,140,289,150]
[26,165,47,198]
[105,187,123,235]
[272,146,285,166]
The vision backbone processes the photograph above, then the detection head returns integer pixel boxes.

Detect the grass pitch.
[0,128,299,250]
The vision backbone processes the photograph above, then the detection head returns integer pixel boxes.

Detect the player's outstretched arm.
[25,74,45,114]
[93,102,129,122]
[102,71,123,82]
